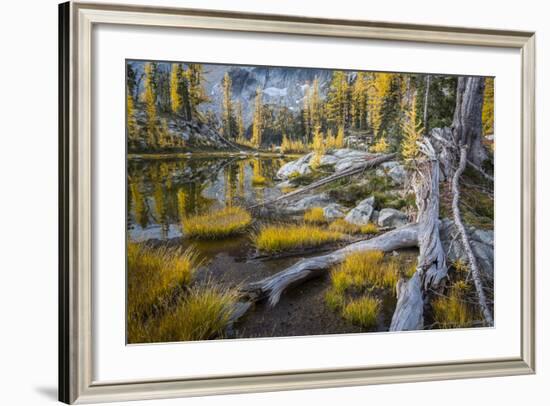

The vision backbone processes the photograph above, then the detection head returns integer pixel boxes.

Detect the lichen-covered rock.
[276,153,313,179]
[439,219,494,280]
[378,208,409,228]
[376,161,407,185]
[281,193,331,213]
[344,197,375,225]
[323,203,346,220]
[276,148,377,180]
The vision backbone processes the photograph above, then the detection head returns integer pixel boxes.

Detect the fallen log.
[240,223,418,307]
[248,152,397,209]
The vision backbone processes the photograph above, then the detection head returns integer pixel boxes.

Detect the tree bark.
[390,140,447,331]
[452,77,487,167]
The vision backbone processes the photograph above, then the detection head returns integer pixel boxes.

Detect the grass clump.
[328,219,379,235]
[432,281,477,329]
[332,250,398,291]
[254,224,342,253]
[182,206,252,239]
[129,283,238,343]
[342,295,381,328]
[303,207,326,224]
[127,242,202,319]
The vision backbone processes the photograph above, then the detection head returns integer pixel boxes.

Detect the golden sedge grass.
[303,207,326,224]
[182,206,252,239]
[127,242,202,320]
[254,224,342,253]
[328,219,379,235]
[330,250,398,292]
[342,295,381,328]
[128,283,238,343]
[432,281,477,328]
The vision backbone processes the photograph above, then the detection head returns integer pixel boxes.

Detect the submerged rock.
[377,208,409,228]
[344,197,375,225]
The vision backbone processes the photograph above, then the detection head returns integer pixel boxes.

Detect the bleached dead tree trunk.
[390,140,447,331]
[451,147,494,325]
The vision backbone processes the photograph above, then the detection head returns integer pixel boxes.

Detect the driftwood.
[240,223,418,307]
[248,152,397,209]
[451,147,494,325]
[390,140,447,331]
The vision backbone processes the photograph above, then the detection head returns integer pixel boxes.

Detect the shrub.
[328,219,379,235]
[303,207,326,224]
[342,295,380,328]
[127,243,202,320]
[182,206,252,239]
[254,224,342,253]
[129,283,238,343]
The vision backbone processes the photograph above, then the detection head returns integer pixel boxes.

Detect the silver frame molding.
[58,1,536,404]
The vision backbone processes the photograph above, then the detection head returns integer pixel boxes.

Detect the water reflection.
[127,156,287,241]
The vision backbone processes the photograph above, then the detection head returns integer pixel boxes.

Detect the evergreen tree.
[251,87,264,148]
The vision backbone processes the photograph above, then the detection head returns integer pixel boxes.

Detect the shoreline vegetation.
[126,60,494,343]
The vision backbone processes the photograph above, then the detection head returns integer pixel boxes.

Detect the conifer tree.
[335,125,345,148]
[482,77,494,136]
[309,78,322,132]
[235,101,245,142]
[351,72,368,129]
[310,126,325,168]
[302,91,311,143]
[170,63,183,113]
[366,72,392,138]
[326,71,350,130]
[251,87,264,148]
[187,64,208,120]
[143,62,158,148]
[126,91,139,142]
[400,94,424,163]
[221,72,235,139]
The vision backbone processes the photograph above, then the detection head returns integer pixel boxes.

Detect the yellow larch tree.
[482,77,494,136]
[400,94,424,163]
[143,62,158,148]
[251,87,264,149]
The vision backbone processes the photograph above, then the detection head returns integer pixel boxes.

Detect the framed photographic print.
[59,1,536,404]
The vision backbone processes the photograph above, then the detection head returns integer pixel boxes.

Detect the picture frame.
[59,1,536,404]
